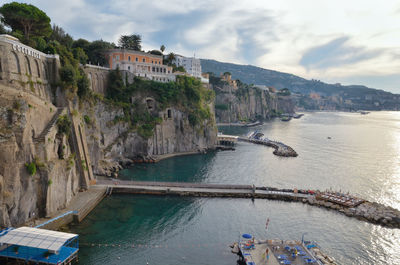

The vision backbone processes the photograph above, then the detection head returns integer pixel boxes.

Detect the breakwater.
[238,137,298,157]
[95,180,400,229]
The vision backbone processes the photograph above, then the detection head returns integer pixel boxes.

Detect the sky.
[5,0,400,93]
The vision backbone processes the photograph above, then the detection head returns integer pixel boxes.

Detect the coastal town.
[0,1,400,265]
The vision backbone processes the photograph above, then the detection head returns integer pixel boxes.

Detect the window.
[115,55,120,60]
[142,58,145,62]
[167,109,172,118]
[135,57,138,62]
[128,56,131,61]
[163,68,166,73]
[152,60,153,64]
[152,67,155,72]
[128,66,130,70]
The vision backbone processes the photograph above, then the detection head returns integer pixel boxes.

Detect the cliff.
[0,35,217,227]
[81,91,217,177]
[202,59,400,111]
[213,80,294,123]
[0,84,82,227]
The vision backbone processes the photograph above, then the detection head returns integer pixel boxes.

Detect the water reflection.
[74,112,400,265]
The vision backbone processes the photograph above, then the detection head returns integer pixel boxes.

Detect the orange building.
[106,49,174,82]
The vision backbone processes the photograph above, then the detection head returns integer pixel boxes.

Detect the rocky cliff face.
[81,97,217,177]
[0,85,80,227]
[214,83,294,123]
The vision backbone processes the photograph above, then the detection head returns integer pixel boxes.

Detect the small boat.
[281,116,291,122]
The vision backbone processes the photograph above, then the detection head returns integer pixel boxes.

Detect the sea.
[70,111,400,265]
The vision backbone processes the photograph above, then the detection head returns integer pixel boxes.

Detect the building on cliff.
[220,72,237,88]
[106,49,175,83]
[169,54,203,78]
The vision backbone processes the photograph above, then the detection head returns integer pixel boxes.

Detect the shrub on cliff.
[25,162,36,176]
[57,115,71,136]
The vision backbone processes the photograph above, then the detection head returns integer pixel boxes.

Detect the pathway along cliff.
[95,179,400,229]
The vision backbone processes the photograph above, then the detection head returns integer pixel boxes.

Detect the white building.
[171,54,202,79]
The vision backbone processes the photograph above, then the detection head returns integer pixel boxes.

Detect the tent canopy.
[0,226,78,252]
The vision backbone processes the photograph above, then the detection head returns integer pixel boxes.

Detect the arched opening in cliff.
[167,109,172,119]
[35,59,40,78]
[24,56,32,76]
[12,52,21,74]
[146,98,155,111]
[42,62,48,80]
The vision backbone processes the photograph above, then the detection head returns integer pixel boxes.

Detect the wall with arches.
[0,35,60,102]
[83,64,109,96]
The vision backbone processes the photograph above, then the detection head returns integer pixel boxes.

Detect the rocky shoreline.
[239,137,298,157]
[304,196,400,228]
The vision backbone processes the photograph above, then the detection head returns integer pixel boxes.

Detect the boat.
[281,116,291,122]
[360,111,370,115]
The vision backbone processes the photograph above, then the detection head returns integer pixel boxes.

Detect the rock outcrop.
[81,98,217,176]
[213,82,294,123]
[0,85,81,227]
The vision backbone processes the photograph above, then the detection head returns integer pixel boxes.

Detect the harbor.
[94,179,400,229]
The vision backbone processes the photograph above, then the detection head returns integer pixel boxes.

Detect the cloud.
[300,36,383,70]
[4,0,400,93]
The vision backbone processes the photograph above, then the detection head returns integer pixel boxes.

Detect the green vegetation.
[56,115,71,136]
[172,65,186,73]
[0,2,51,42]
[25,162,36,176]
[105,70,214,138]
[160,45,165,53]
[215,104,229,110]
[83,115,91,125]
[118,34,141,50]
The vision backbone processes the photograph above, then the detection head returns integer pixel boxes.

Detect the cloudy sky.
[6,0,400,93]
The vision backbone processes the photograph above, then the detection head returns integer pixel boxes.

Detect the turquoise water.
[71,112,400,265]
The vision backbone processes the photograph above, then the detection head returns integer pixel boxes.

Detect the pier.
[93,180,400,229]
[95,179,310,200]
[238,131,298,157]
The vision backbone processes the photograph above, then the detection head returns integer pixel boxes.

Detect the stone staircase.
[33,108,65,143]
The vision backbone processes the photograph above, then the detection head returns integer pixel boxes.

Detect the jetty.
[93,180,400,229]
[239,131,298,157]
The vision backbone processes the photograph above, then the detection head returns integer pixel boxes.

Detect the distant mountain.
[201,59,400,110]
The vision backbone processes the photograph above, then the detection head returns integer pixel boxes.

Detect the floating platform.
[236,235,336,265]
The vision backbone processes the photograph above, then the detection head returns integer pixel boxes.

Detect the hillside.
[201,59,400,110]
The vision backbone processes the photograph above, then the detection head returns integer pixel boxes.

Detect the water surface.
[72,112,400,265]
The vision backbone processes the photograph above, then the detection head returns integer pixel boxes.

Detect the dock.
[95,180,310,200]
[239,131,298,157]
[235,236,336,265]
[28,186,107,230]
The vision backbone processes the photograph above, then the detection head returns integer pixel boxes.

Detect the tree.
[149,50,162,56]
[73,47,88,65]
[107,68,125,101]
[0,2,51,40]
[87,40,115,66]
[50,25,73,48]
[160,44,165,53]
[118,34,141,51]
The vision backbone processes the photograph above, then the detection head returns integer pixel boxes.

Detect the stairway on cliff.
[33,108,65,143]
